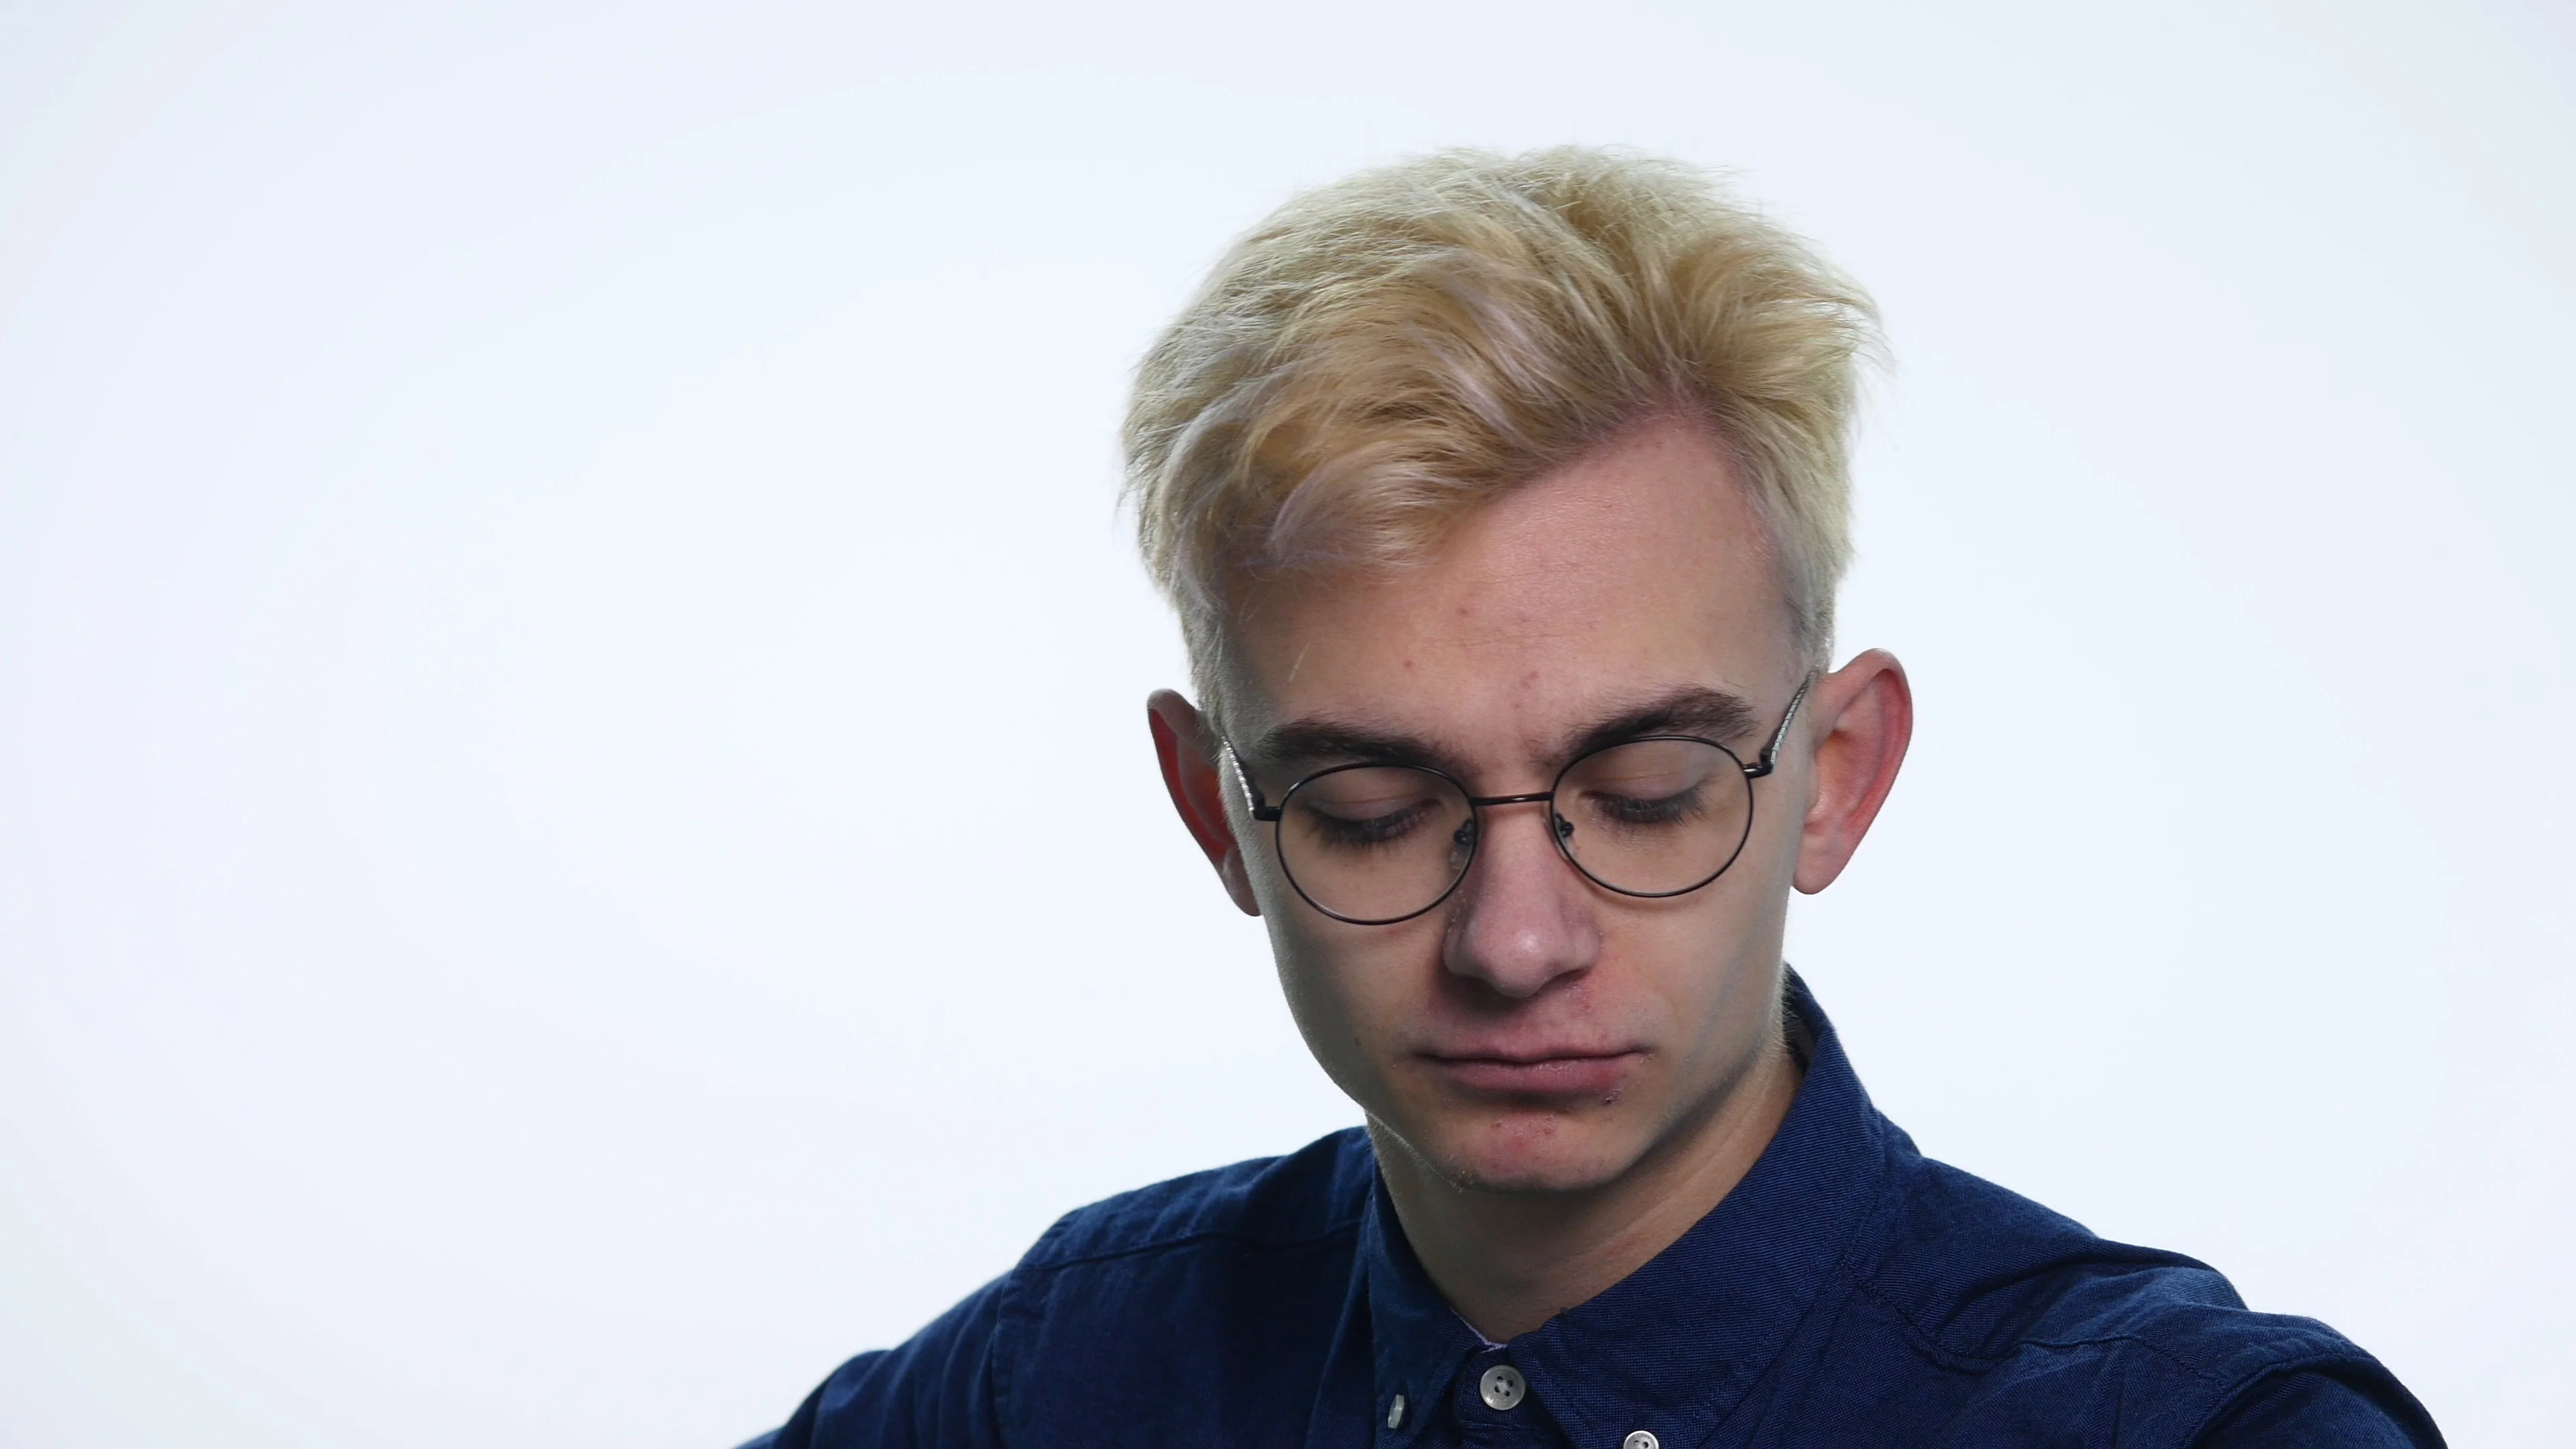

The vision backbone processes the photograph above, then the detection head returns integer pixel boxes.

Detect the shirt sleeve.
[739,1275,1012,1449]
[2193,1366,2445,1448]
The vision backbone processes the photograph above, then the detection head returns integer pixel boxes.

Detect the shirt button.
[1624,1434,1660,1449]
[1477,1364,1527,1411]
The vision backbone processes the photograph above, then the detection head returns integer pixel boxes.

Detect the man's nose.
[1441,801,1602,998]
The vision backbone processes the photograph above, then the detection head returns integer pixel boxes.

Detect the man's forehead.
[1216,423,1794,749]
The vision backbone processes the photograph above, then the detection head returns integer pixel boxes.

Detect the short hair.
[1124,146,1880,723]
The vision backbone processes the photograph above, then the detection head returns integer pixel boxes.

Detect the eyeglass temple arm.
[1745,669,1821,779]
[1224,743,1285,821]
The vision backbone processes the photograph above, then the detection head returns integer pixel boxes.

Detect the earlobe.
[1792,651,1913,896]
[1146,690,1263,916]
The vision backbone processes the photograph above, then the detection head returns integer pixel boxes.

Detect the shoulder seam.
[1845,1277,2012,1373]
[2172,1346,2422,1448]
[1845,1277,2233,1385]
[1851,1275,2365,1392]
[2016,1330,2217,1381]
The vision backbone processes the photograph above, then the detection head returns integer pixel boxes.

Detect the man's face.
[1218,417,1815,1195]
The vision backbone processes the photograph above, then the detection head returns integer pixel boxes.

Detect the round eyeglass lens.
[1552,739,1754,896]
[1276,763,1476,924]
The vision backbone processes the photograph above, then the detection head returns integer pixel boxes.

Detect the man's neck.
[1369,1036,1804,1343]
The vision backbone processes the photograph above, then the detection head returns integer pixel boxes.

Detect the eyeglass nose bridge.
[1454,789,1579,871]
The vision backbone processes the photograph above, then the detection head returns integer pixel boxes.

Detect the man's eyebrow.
[1246,720,1465,776]
[1244,686,1762,781]
[1559,686,1761,760]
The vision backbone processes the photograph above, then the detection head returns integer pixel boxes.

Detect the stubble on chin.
[1368,1092,1660,1198]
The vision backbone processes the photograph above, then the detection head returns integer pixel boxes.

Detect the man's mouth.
[1419,1050,1646,1097]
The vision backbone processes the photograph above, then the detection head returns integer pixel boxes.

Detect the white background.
[3,2,2569,1444]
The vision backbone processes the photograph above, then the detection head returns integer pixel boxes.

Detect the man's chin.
[1402,1115,1648,1196]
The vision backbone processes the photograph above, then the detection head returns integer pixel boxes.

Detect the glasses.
[1228,673,1817,925]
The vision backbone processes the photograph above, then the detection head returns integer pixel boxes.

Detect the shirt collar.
[1360,970,1892,1448]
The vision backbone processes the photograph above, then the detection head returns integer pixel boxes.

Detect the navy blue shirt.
[748,977,2438,1448]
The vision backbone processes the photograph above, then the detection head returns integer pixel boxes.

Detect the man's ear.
[1147,689,1262,916]
[1793,649,1913,895]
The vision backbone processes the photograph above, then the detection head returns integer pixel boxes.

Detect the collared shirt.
[745,976,2439,1448]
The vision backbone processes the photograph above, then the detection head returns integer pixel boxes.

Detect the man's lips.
[1419,1049,1645,1097]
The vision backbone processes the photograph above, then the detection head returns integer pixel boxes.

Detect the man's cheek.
[1273,947,1373,1063]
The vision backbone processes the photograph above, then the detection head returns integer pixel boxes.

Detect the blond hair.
[1124,147,1879,719]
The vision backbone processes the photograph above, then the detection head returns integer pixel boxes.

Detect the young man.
[747,150,2438,1448]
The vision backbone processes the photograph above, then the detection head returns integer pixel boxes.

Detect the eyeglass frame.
[1224,670,1820,925]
